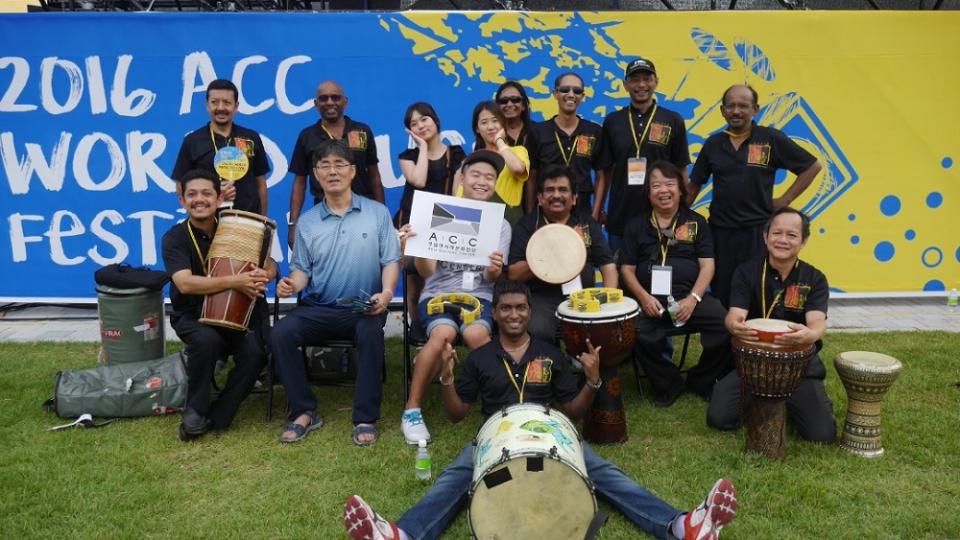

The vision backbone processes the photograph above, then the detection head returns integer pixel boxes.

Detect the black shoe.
[178,409,212,442]
[652,386,683,408]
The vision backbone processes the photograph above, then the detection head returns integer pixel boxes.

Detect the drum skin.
[526,224,587,285]
[834,351,902,458]
[469,404,596,540]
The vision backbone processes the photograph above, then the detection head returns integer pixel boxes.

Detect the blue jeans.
[271,303,387,425]
[396,442,682,540]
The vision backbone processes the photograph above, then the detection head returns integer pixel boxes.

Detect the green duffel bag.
[44,352,187,419]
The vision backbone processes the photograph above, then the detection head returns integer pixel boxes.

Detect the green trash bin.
[96,285,165,365]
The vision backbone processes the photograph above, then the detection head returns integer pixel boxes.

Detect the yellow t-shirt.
[457,145,530,223]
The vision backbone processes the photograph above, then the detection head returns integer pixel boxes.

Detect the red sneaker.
[344,495,401,540]
[682,478,738,540]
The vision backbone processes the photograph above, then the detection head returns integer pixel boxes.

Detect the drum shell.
[201,258,259,331]
[558,312,637,367]
[470,404,596,539]
[834,351,902,458]
[733,339,814,398]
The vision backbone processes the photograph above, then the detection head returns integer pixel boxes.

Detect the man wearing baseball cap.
[596,57,691,255]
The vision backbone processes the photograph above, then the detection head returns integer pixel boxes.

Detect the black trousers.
[706,353,837,444]
[530,290,564,345]
[710,224,766,308]
[171,305,267,429]
[633,295,734,399]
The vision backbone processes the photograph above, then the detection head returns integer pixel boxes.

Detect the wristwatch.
[586,377,602,390]
[690,292,703,303]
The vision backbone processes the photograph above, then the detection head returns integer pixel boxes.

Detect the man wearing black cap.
[597,57,691,255]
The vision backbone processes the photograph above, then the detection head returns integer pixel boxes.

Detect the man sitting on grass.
[344,281,739,540]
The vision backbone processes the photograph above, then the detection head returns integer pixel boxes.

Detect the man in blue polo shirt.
[273,139,400,446]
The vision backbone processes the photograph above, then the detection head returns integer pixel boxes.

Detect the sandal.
[279,411,323,443]
[353,423,379,446]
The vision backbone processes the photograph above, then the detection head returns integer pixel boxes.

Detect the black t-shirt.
[508,210,613,300]
[288,116,379,202]
[598,103,691,235]
[528,116,603,194]
[690,124,817,228]
[172,123,270,214]
[456,336,580,417]
[729,256,829,349]
[619,207,713,299]
[395,145,466,225]
[162,220,213,319]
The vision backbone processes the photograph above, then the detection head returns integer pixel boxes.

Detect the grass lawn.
[1,332,958,539]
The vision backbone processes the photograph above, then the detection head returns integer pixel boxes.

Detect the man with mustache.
[688,84,822,308]
[172,79,270,215]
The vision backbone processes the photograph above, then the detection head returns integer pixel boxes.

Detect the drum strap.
[583,511,609,540]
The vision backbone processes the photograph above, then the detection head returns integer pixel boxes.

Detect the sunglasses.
[496,96,524,105]
[555,86,585,95]
[315,94,343,103]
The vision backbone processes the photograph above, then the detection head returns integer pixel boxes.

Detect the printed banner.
[405,191,505,267]
[0,11,958,299]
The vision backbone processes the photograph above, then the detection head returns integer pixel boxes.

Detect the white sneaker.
[401,409,431,445]
[344,495,400,540]
[682,478,738,540]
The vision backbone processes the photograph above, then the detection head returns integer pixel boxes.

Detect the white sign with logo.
[405,191,506,267]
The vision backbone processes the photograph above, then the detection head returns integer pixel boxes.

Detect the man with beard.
[172,79,270,215]
[286,80,383,247]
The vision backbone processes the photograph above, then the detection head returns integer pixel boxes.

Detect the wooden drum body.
[200,209,276,331]
[469,404,596,540]
[834,351,902,458]
[557,291,638,445]
[734,320,815,460]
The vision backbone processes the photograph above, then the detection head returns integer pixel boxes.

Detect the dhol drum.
[526,223,587,285]
[469,404,597,540]
[556,289,639,445]
[834,351,902,458]
[200,209,276,331]
[734,319,815,460]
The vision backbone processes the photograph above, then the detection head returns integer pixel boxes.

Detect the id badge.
[561,275,583,296]
[650,265,672,296]
[462,271,477,291]
[627,157,647,186]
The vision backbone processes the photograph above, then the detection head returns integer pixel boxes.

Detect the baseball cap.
[461,150,505,175]
[625,57,657,77]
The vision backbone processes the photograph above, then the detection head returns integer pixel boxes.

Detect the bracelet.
[440,373,454,386]
[586,377,602,390]
[691,292,702,303]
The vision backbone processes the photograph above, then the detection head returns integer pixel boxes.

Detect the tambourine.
[426,293,483,324]
[566,287,624,313]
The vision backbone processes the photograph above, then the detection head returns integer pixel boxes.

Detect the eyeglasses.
[496,96,524,105]
[315,162,352,172]
[315,94,343,103]
[555,86,584,95]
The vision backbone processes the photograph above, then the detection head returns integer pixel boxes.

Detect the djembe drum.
[557,288,639,444]
[734,319,815,460]
[834,351,902,458]
[200,209,276,331]
[525,223,587,286]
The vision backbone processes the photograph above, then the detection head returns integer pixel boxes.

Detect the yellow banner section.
[393,11,960,293]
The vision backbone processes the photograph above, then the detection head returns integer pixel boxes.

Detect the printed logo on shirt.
[747,143,772,167]
[674,221,698,243]
[573,224,592,248]
[574,135,595,157]
[648,122,672,146]
[784,284,811,310]
[347,130,368,150]
[234,137,255,158]
[525,356,554,384]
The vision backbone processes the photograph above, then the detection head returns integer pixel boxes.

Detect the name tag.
[627,157,647,186]
[462,271,477,291]
[561,275,583,296]
[651,265,672,296]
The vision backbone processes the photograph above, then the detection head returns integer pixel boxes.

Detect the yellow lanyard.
[501,357,530,404]
[761,259,798,318]
[321,124,340,140]
[650,212,679,265]
[554,131,574,166]
[185,221,209,275]
[627,103,658,159]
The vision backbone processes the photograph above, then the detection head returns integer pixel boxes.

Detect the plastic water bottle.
[666,295,685,328]
[948,288,958,312]
[415,439,432,481]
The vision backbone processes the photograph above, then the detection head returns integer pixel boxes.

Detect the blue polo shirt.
[291,194,400,305]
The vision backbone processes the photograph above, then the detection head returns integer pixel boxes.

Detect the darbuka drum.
[834,351,902,458]
[526,223,586,284]
[469,404,596,540]
[734,319,814,460]
[557,289,639,445]
[200,209,276,331]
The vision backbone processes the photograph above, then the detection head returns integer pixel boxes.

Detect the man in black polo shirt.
[527,71,604,218]
[172,79,270,215]
[161,169,275,441]
[286,80,382,247]
[689,84,822,307]
[620,161,734,407]
[597,57,691,254]
[508,165,617,343]
[344,280,738,540]
[706,207,836,444]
